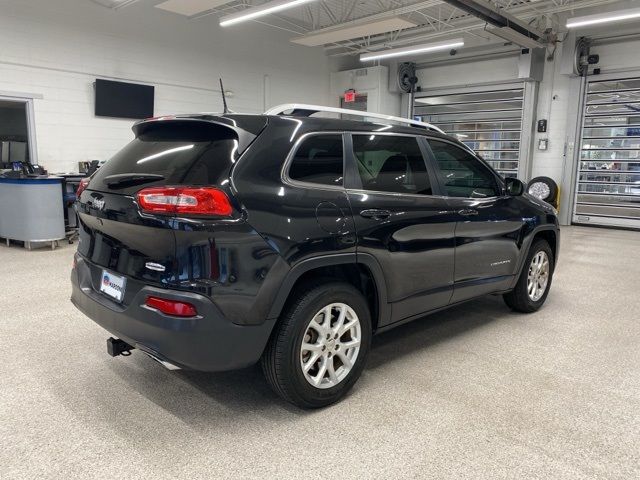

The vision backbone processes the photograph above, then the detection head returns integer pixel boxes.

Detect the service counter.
[0,177,65,249]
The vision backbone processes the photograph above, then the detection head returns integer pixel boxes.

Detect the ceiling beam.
[325,0,622,56]
[294,0,443,38]
[440,0,544,38]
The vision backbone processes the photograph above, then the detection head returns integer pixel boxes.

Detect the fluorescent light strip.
[360,38,464,62]
[220,0,317,27]
[566,7,640,28]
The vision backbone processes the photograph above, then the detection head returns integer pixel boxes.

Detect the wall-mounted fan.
[574,37,592,76]
[397,62,418,118]
[397,62,417,93]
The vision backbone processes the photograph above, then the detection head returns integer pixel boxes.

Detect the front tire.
[261,282,372,408]
[503,238,554,313]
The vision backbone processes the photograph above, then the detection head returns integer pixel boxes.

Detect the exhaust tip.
[141,351,181,371]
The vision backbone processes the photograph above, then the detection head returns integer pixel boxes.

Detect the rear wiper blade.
[104,173,165,189]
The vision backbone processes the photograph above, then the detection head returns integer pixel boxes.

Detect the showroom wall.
[0,0,334,173]
[531,32,640,176]
[529,28,640,222]
[415,54,521,90]
[406,10,640,224]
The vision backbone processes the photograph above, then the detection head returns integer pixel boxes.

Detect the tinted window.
[289,135,344,186]
[91,122,238,194]
[352,135,432,195]
[428,140,500,198]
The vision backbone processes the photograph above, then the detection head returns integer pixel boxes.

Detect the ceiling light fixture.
[566,7,640,29]
[291,17,417,47]
[220,0,317,27]
[360,38,465,62]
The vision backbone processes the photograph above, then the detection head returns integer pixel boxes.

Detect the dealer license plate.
[99,269,126,303]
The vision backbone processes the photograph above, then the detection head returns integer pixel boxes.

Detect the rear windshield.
[90,122,238,193]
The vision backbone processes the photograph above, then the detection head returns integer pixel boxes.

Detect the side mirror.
[505,177,525,196]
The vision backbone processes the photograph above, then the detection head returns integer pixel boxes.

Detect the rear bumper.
[70,256,275,371]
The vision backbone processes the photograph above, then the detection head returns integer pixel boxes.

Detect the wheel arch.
[266,253,390,332]
[532,229,558,266]
[511,224,560,288]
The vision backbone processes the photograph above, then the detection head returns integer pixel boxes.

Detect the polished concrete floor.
[1,226,639,479]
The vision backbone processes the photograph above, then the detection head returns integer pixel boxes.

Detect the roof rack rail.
[265,103,444,134]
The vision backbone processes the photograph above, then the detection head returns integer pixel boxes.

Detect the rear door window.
[288,134,344,186]
[90,122,239,194]
[352,134,433,195]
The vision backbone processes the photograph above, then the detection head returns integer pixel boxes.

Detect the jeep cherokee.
[71,105,559,408]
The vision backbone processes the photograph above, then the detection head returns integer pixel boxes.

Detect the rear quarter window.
[288,134,344,187]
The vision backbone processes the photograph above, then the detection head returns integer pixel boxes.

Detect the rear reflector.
[136,186,232,216]
[145,296,198,317]
[76,178,90,199]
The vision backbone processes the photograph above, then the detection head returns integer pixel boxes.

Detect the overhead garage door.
[574,77,640,229]
[414,87,525,178]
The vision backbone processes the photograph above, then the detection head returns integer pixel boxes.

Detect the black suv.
[71,107,559,408]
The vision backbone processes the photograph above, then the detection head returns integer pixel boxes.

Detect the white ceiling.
[89,0,631,57]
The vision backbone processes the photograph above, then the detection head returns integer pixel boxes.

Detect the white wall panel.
[529,47,572,183]
[416,56,520,90]
[330,66,401,116]
[0,0,332,172]
[591,38,640,71]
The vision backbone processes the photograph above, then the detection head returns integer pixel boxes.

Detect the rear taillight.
[145,296,198,318]
[136,187,232,216]
[76,178,90,199]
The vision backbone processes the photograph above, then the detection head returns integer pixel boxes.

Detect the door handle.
[458,209,479,216]
[360,209,391,220]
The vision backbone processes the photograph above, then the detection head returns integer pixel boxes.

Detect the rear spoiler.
[132,115,260,154]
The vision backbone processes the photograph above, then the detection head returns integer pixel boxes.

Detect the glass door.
[0,97,35,170]
[573,77,640,228]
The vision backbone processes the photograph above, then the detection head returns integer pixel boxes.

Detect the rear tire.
[261,282,371,408]
[503,239,554,313]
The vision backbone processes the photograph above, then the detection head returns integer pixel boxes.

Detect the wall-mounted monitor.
[95,79,154,120]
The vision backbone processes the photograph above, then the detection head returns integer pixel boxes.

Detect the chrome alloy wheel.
[300,303,361,389]
[527,251,550,302]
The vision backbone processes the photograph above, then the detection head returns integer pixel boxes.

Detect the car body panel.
[71,254,275,371]
[346,190,456,325]
[70,112,560,372]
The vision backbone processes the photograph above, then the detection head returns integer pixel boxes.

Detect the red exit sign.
[344,90,356,103]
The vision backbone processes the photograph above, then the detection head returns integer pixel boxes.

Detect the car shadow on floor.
[98,295,511,421]
[40,295,511,461]
[47,292,513,443]
[367,295,510,370]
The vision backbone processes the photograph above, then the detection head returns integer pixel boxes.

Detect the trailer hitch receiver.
[107,337,134,357]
